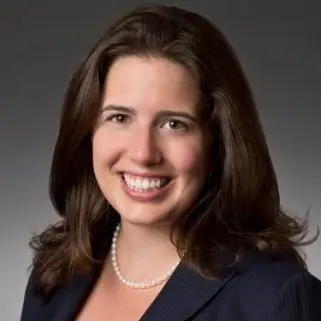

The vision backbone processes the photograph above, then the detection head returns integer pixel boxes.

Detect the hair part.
[29,3,318,295]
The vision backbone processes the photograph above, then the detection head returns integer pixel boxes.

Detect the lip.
[121,171,170,179]
[118,173,172,202]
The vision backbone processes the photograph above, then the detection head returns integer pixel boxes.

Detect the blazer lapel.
[37,264,100,321]
[140,263,236,321]
[26,248,239,321]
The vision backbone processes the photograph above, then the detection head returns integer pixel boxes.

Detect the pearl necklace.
[111,223,180,289]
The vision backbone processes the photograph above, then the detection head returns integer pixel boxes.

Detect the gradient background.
[1,0,320,320]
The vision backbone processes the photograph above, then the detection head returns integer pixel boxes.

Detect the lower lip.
[119,175,170,202]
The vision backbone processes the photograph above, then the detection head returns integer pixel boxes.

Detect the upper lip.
[120,171,170,178]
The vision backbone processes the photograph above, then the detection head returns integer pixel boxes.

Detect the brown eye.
[107,114,130,123]
[162,119,189,131]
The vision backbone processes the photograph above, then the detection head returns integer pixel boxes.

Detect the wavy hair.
[29,3,317,295]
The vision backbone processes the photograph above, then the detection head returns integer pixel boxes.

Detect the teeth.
[123,173,168,192]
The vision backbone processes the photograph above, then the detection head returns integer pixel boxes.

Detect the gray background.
[1,0,320,320]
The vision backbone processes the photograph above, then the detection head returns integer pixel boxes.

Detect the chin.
[117,206,178,228]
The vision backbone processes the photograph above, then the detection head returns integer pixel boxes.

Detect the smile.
[122,173,169,192]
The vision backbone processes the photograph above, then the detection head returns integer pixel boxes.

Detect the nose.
[127,126,162,166]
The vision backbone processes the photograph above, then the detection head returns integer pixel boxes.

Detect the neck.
[111,220,180,283]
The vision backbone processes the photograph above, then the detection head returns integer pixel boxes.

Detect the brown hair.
[29,3,317,295]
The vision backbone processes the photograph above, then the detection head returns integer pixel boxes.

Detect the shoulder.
[20,270,45,320]
[236,252,308,287]
[228,252,321,320]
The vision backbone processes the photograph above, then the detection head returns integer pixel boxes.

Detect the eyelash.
[106,114,130,123]
[161,119,189,131]
[105,113,190,132]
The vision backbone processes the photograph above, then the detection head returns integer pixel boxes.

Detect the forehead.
[101,56,200,115]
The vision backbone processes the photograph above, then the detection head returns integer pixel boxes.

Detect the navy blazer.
[20,252,321,321]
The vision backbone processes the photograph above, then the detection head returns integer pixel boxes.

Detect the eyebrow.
[101,104,197,122]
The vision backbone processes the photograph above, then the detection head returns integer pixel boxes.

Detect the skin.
[93,56,209,230]
[77,56,211,320]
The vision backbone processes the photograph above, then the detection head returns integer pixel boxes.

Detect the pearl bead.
[111,223,180,289]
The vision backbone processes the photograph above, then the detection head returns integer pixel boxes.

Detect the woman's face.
[92,56,210,228]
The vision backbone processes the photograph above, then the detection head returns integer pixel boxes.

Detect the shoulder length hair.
[29,3,317,295]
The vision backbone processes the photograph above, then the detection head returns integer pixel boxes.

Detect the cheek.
[168,141,207,175]
[92,128,120,167]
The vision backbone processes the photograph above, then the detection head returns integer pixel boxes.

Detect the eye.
[106,113,130,123]
[161,119,189,131]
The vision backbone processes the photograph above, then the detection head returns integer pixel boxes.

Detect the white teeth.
[123,173,168,192]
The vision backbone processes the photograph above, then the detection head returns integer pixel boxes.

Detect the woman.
[20,3,321,321]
